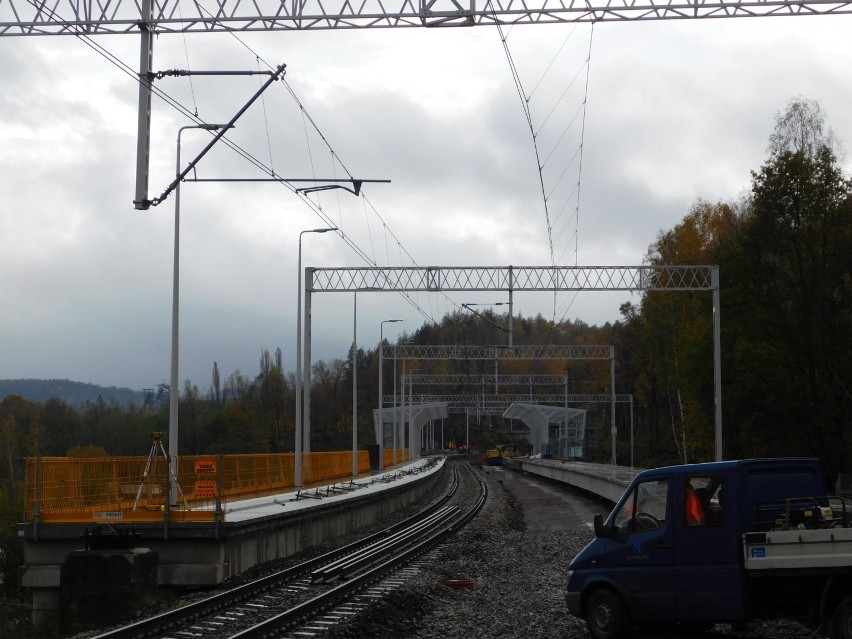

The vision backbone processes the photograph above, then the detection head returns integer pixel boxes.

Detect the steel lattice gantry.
[404,373,599,385]
[371,344,617,464]
[3,4,845,210]
[2,0,850,35]
[303,264,722,462]
[383,393,633,409]
[380,346,619,457]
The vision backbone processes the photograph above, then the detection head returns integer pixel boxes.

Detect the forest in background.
[1,98,850,634]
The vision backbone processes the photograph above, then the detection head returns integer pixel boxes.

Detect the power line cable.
[25,0,438,325]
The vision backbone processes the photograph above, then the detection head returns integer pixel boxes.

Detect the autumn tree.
[724,98,852,476]
[311,359,348,449]
[636,201,741,464]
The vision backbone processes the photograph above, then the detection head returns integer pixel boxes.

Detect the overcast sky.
[1,15,851,392]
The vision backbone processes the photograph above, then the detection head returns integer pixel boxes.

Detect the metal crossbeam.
[310,265,716,293]
[405,373,592,385]
[387,393,632,406]
[2,0,848,36]
[383,343,613,360]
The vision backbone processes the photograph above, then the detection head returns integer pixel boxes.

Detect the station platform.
[502,457,640,503]
[205,456,444,521]
[19,456,446,631]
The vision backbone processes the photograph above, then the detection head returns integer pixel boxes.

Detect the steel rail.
[91,459,457,639]
[231,463,487,639]
[311,505,460,582]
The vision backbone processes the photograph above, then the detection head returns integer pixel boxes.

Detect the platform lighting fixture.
[168,122,231,508]
[378,320,403,470]
[295,227,338,488]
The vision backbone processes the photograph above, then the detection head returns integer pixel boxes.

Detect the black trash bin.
[367,444,380,471]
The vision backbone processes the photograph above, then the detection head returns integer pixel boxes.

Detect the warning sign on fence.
[193,480,217,498]
[195,459,217,474]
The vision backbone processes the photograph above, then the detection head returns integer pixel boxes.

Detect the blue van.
[564,458,841,639]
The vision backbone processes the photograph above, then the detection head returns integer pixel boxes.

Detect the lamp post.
[399,357,405,463]
[408,368,424,461]
[393,341,413,465]
[378,319,402,471]
[168,123,228,507]
[295,227,337,488]
[393,347,397,467]
[352,292,358,478]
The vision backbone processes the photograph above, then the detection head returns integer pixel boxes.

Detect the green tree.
[42,398,82,455]
[638,201,741,464]
[725,99,852,476]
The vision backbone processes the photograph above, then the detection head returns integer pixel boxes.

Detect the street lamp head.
[200,123,233,131]
[300,227,339,243]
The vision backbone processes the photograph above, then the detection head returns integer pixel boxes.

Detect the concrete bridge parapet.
[503,458,639,504]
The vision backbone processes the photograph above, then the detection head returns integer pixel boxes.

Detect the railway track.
[93,459,486,639]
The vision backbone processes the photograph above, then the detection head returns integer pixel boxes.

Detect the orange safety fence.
[24,448,410,524]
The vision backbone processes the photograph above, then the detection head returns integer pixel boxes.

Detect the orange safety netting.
[24,448,409,523]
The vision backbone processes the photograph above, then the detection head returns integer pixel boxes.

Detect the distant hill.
[0,378,148,407]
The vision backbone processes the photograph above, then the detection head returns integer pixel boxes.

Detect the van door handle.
[655,541,672,549]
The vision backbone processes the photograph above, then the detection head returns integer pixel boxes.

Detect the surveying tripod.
[132,431,188,511]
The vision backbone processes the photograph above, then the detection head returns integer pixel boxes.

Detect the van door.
[600,475,675,620]
[674,473,744,621]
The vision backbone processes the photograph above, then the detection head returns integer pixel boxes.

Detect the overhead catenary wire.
[491,2,596,340]
[25,0,442,325]
[186,5,455,326]
[555,23,595,327]
[257,56,276,173]
[28,0,598,341]
[177,0,200,117]
[490,0,560,328]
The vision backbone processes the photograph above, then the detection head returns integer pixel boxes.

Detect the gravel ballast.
[72,458,825,639]
[324,461,823,639]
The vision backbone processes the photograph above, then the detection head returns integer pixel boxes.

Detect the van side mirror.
[593,513,612,538]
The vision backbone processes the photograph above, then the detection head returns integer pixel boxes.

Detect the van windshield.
[612,479,669,533]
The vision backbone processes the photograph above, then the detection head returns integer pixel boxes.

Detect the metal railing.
[25,448,409,523]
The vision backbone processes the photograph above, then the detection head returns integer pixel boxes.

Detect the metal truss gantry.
[385,393,632,412]
[376,344,618,463]
[379,342,618,448]
[403,373,610,385]
[384,343,613,360]
[2,0,849,35]
[314,265,715,293]
[303,264,722,463]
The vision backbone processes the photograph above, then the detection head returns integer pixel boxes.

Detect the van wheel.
[586,589,629,639]
[832,596,852,639]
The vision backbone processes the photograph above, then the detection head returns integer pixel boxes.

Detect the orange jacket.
[685,485,705,526]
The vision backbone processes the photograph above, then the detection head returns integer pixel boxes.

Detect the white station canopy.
[502,403,586,456]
